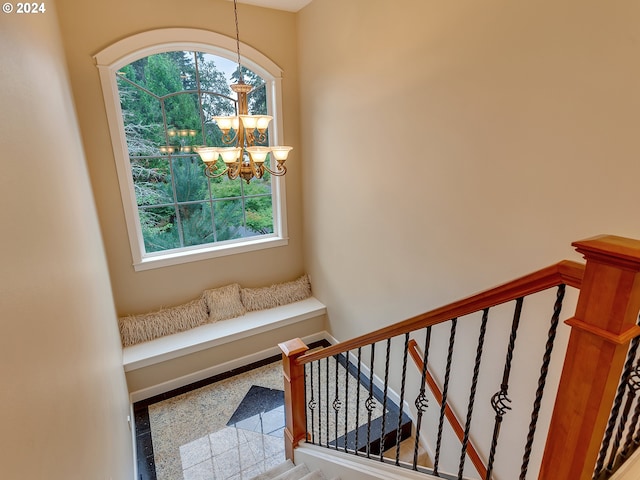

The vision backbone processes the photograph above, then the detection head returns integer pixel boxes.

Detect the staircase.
[250,459,339,480]
[279,236,640,480]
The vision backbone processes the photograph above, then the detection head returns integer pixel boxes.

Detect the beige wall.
[55,0,304,315]
[298,1,640,476]
[0,3,133,478]
[298,0,640,340]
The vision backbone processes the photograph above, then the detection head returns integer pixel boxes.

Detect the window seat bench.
[122,296,326,372]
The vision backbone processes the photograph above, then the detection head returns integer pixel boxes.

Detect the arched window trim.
[94,28,289,271]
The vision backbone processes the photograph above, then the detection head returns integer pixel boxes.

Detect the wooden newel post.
[539,235,640,480]
[279,338,309,462]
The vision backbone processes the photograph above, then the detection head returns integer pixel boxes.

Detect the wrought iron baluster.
[325,356,330,448]
[593,332,640,479]
[380,338,392,462]
[366,343,376,458]
[621,366,640,459]
[458,309,489,479]
[344,349,350,453]
[333,354,342,450]
[395,333,410,465]
[317,359,323,447]
[308,360,317,445]
[605,363,640,475]
[413,327,433,471]
[434,318,458,476]
[520,285,566,480]
[355,347,362,454]
[486,297,524,480]
[303,364,313,443]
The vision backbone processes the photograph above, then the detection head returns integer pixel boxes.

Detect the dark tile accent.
[226,385,285,437]
[227,385,284,426]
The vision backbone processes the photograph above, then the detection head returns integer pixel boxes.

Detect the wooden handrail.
[298,260,584,365]
[407,339,488,479]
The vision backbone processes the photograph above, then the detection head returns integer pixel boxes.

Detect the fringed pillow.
[118,298,208,347]
[241,274,312,312]
[202,283,246,322]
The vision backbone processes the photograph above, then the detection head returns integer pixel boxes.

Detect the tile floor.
[132,341,407,480]
[134,355,289,480]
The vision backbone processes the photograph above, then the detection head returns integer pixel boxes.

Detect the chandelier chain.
[233,0,244,83]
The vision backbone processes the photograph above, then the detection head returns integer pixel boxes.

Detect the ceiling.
[236,0,312,12]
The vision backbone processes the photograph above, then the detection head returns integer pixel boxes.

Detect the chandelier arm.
[256,132,268,144]
[221,131,239,144]
[261,162,287,177]
[204,164,230,179]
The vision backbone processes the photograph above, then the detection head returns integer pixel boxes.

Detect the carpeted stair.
[250,459,340,480]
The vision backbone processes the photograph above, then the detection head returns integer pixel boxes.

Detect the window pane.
[213,199,244,241]
[139,205,180,252]
[179,203,214,247]
[131,158,173,206]
[172,156,209,202]
[245,195,273,235]
[143,53,185,96]
[210,177,243,199]
[164,93,201,132]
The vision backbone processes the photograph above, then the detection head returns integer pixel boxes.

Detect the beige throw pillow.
[241,274,312,312]
[202,283,246,322]
[118,298,208,347]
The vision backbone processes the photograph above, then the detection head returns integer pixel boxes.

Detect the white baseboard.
[129,330,331,403]
[295,442,438,480]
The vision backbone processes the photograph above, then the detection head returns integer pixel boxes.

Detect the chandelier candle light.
[196,0,292,183]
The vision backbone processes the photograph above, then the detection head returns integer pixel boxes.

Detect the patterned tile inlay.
[148,362,285,480]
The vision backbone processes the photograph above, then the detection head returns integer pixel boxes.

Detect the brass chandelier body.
[195,0,292,184]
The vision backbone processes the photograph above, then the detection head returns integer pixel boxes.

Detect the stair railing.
[407,338,488,478]
[280,235,640,480]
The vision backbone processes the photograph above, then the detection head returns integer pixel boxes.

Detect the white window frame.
[94,28,289,271]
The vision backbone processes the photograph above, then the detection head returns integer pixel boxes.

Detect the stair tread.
[271,463,310,480]
[250,460,295,480]
[299,471,327,480]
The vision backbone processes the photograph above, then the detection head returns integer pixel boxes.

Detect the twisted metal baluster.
[355,347,362,454]
[458,309,489,479]
[380,338,392,462]
[605,364,640,475]
[433,318,458,476]
[344,350,350,453]
[317,359,323,447]
[621,366,640,459]
[308,362,319,444]
[395,333,410,465]
[593,332,640,479]
[486,297,524,480]
[325,356,330,447]
[365,343,376,458]
[520,285,566,480]
[333,354,342,450]
[302,364,313,443]
[414,327,433,470]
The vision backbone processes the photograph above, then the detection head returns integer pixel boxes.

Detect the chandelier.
[196,0,292,183]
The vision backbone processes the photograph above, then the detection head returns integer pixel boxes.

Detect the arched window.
[95,29,289,271]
